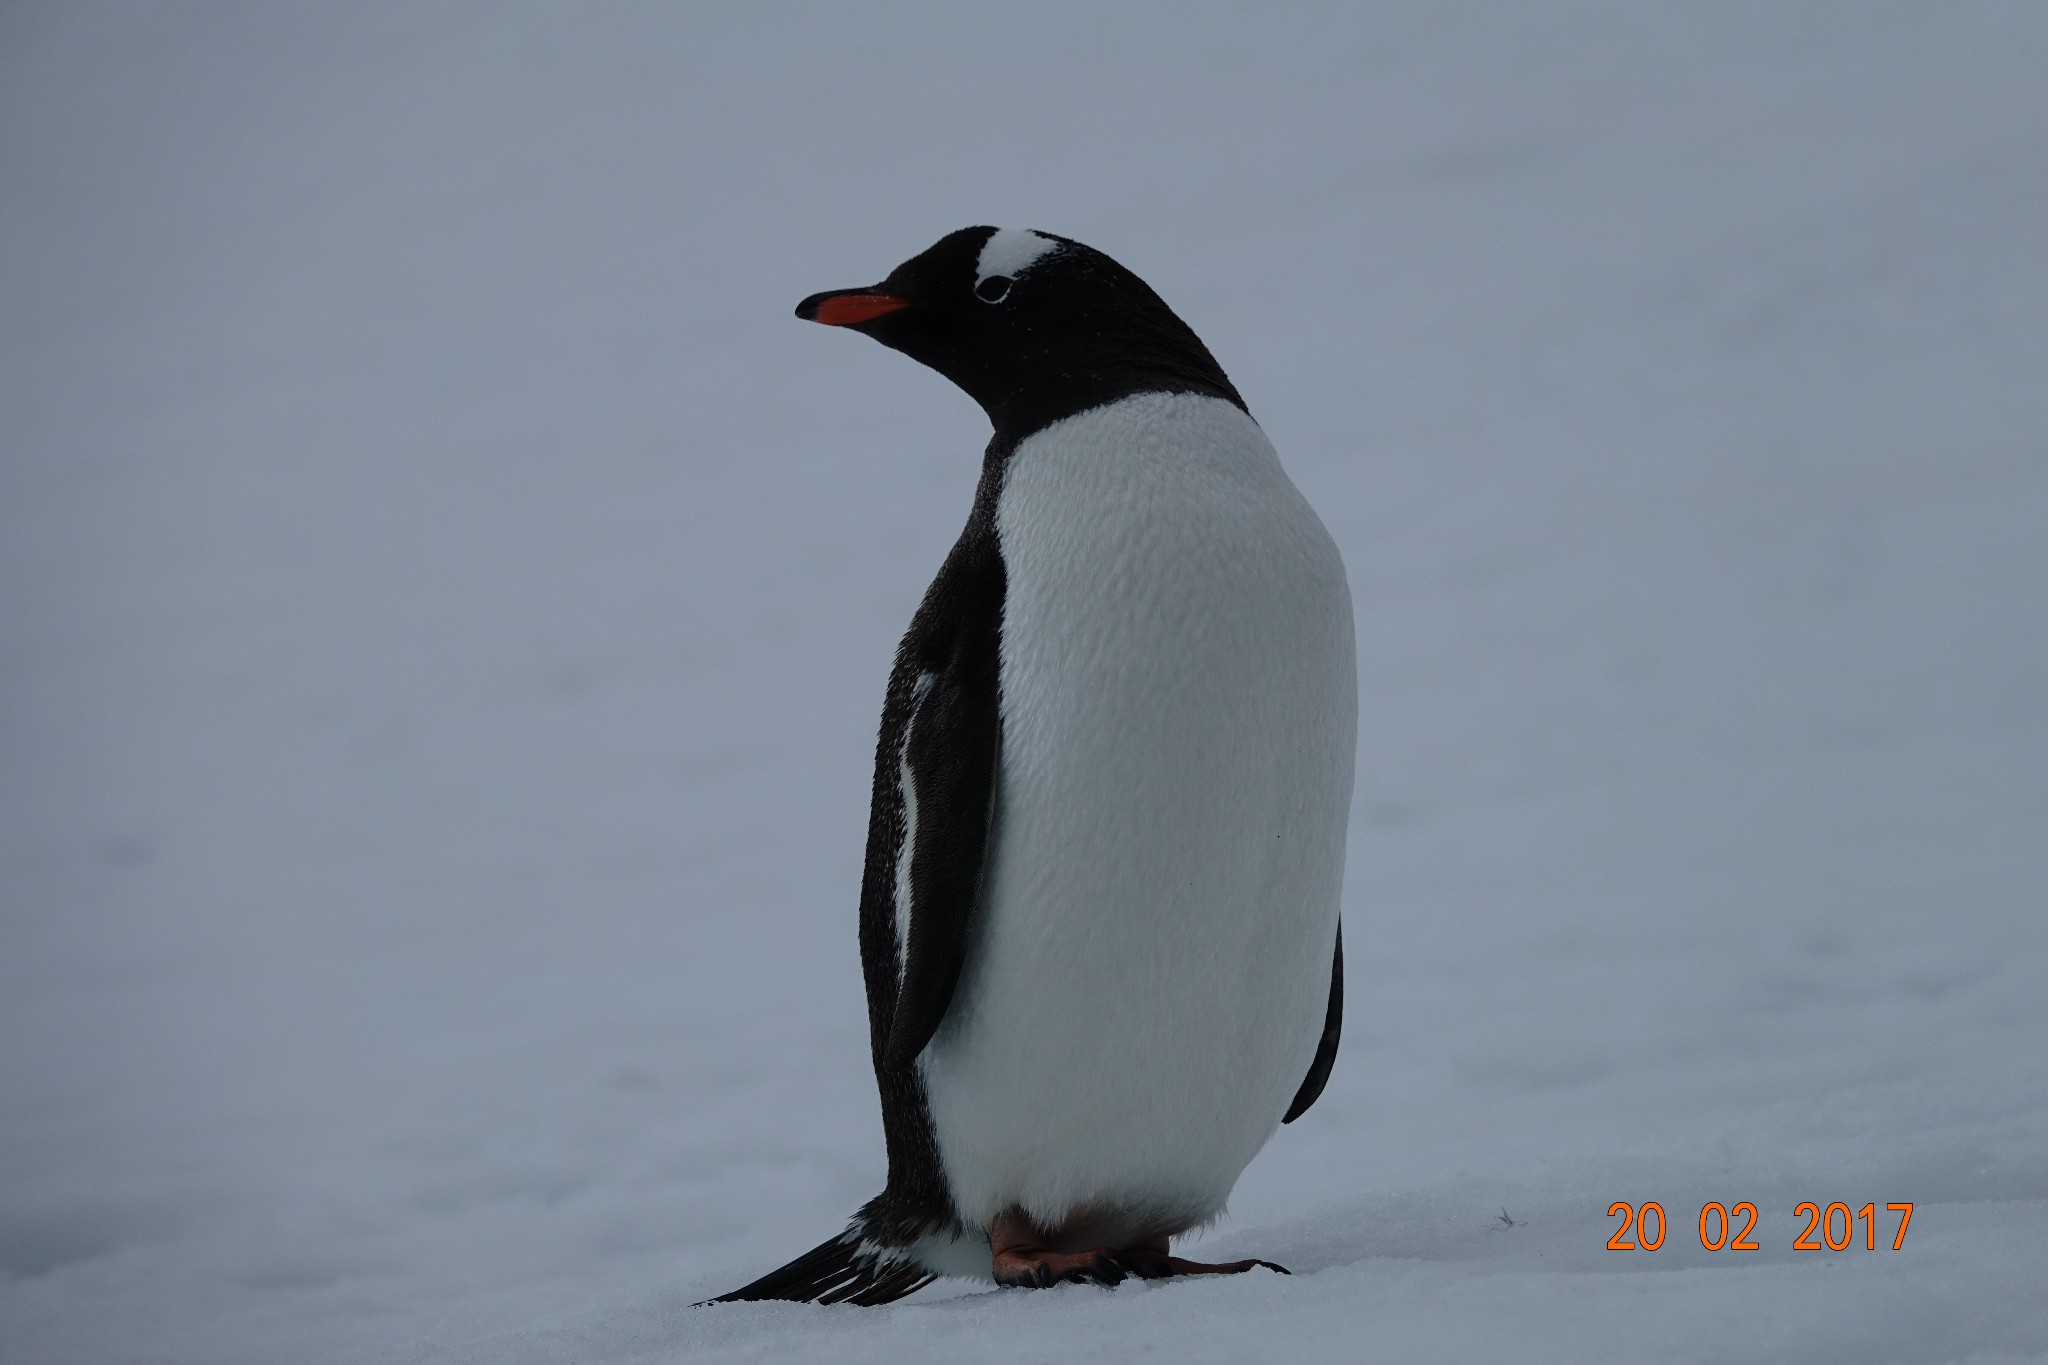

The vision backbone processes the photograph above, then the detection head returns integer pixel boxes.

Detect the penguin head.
[796,227,1244,436]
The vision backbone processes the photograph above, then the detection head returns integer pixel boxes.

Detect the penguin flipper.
[1283,926,1343,1124]
[877,532,1004,1072]
[700,1231,936,1307]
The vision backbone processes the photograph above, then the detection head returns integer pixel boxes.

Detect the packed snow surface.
[3,3,2045,1362]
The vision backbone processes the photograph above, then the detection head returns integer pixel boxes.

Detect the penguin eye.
[975,275,1013,304]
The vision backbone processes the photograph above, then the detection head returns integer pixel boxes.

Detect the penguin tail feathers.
[699,1231,936,1307]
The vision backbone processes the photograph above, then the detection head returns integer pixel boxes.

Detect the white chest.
[918,392,1357,1240]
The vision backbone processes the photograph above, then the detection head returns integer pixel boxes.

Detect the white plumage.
[974,227,1060,288]
[917,391,1356,1266]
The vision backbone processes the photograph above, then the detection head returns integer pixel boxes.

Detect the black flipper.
[1282,926,1343,1124]
[881,524,1004,1071]
[700,1232,936,1308]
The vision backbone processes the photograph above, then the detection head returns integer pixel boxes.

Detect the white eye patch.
[975,228,1059,289]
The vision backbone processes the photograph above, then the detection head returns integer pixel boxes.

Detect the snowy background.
[4,3,2046,1362]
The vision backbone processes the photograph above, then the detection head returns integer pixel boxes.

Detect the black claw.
[1256,1259,1291,1275]
[1111,1249,1170,1280]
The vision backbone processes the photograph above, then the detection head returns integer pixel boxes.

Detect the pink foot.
[992,1244,1130,1288]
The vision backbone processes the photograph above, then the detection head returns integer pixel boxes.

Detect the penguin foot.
[991,1245,1129,1289]
[1108,1246,1291,1279]
[987,1212,1290,1289]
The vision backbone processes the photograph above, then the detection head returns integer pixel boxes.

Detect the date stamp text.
[1606,1201,1914,1251]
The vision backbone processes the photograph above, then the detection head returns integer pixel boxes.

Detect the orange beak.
[795,290,911,327]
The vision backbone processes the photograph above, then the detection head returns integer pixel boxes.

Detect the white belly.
[919,392,1356,1244]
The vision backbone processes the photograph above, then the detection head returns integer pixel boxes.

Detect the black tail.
[700,1231,936,1307]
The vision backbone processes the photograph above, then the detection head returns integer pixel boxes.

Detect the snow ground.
[3,3,2046,1362]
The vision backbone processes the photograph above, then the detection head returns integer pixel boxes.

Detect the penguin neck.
[980,357,1248,454]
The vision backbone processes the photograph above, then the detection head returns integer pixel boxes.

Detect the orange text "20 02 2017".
[1606,1201,1914,1252]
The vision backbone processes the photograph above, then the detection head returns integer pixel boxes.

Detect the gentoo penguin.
[708,227,1354,1304]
